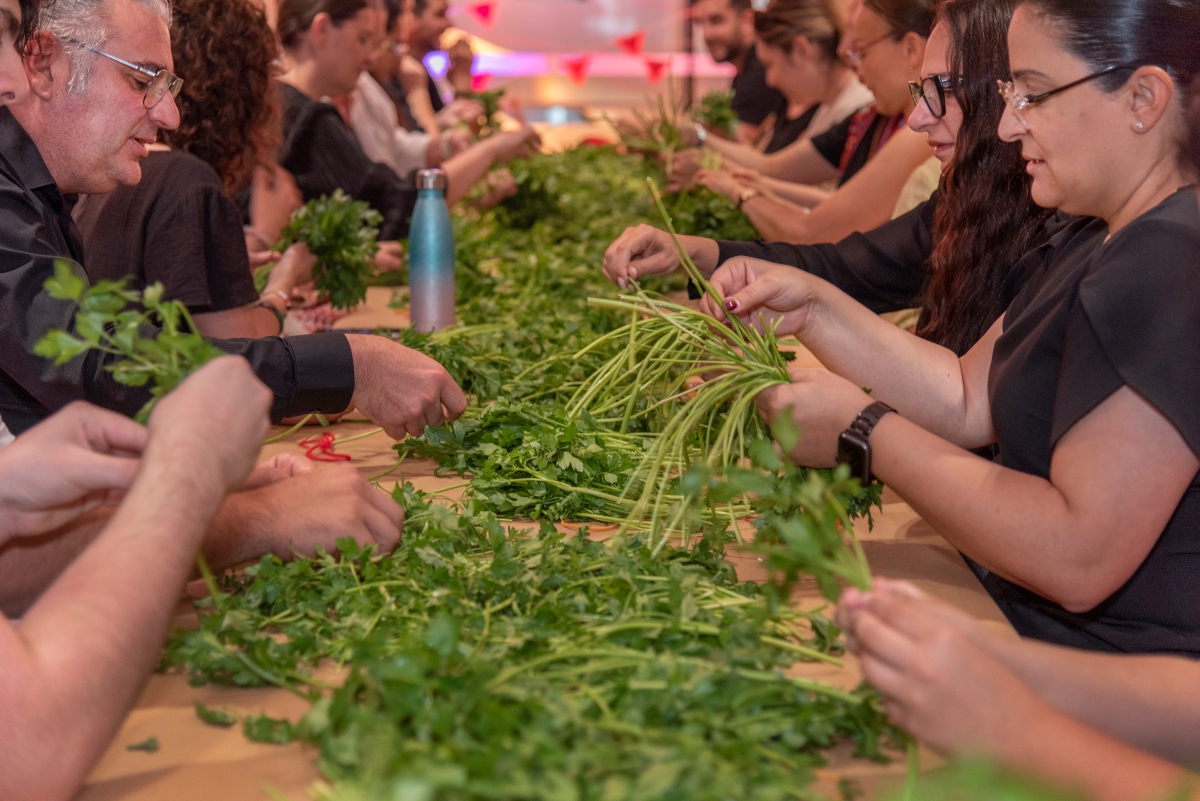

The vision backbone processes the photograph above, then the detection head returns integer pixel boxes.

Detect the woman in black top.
[75,0,314,339]
[275,0,539,241]
[706,0,1200,655]
[607,0,1055,357]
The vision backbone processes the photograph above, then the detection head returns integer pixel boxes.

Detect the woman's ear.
[790,35,815,66]
[901,30,927,74]
[1128,65,1175,135]
[308,11,333,46]
[22,31,60,101]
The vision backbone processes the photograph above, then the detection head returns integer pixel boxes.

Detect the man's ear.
[23,31,62,101]
[309,11,333,47]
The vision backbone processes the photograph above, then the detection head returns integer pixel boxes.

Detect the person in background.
[694,0,786,146]
[342,0,523,212]
[751,0,873,156]
[604,0,1058,359]
[275,0,538,240]
[677,0,941,242]
[1,0,467,443]
[706,0,1200,655]
[74,0,316,339]
[401,0,480,134]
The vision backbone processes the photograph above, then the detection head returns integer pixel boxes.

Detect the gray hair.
[39,0,172,94]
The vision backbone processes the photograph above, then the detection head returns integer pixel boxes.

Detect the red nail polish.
[725,299,738,311]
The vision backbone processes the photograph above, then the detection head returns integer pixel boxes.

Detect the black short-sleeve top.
[73,149,258,314]
[811,108,905,187]
[984,186,1200,655]
[730,47,786,127]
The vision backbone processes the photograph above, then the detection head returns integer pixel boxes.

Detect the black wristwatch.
[837,401,896,484]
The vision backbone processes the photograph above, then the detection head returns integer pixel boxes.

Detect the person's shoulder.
[145,149,223,189]
[1101,187,1200,265]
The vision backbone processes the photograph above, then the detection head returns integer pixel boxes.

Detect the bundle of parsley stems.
[568,182,793,550]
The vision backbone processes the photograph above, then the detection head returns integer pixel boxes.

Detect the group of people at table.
[0,0,1196,797]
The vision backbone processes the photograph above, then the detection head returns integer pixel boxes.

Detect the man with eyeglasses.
[0,0,467,440]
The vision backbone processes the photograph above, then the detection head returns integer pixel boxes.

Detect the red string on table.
[298,432,352,462]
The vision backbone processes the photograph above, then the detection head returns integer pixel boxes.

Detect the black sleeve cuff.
[282,331,356,420]
[716,239,773,266]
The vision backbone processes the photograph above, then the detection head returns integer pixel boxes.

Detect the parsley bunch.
[693,89,739,139]
[34,261,223,423]
[165,487,900,799]
[276,190,382,310]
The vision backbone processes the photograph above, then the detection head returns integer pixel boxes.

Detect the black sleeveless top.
[984,186,1200,654]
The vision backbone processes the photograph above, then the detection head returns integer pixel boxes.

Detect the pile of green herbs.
[393,147,859,529]
[166,478,901,800]
[272,189,383,310]
[34,261,222,423]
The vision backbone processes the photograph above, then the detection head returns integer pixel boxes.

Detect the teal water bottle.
[408,168,456,332]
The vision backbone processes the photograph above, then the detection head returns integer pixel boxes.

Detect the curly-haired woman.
[73,0,315,339]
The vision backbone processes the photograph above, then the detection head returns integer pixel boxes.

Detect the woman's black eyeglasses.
[908,73,956,118]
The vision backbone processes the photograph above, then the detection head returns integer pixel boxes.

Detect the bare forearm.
[0,458,226,800]
[759,176,831,209]
[992,699,1191,801]
[802,282,974,435]
[681,235,721,278]
[706,138,770,172]
[987,635,1200,766]
[443,141,501,206]
[741,195,815,243]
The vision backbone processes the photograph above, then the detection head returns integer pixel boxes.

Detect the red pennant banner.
[466,1,496,28]
[645,57,669,84]
[562,56,592,86]
[615,30,645,56]
[471,73,492,92]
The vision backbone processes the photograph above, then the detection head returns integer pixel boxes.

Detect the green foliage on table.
[33,261,223,423]
[276,190,382,310]
[693,89,739,138]
[165,487,901,800]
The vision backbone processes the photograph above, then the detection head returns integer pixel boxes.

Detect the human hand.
[728,166,769,194]
[218,463,403,561]
[667,148,703,192]
[264,242,316,294]
[485,126,541,162]
[436,98,485,129]
[249,249,280,269]
[373,241,404,273]
[474,168,518,210]
[0,403,147,539]
[145,356,272,495]
[837,579,987,655]
[836,578,1043,755]
[346,335,468,439]
[443,128,472,157]
[700,257,820,336]
[694,168,746,204]
[755,367,873,467]
[240,452,315,492]
[602,224,682,288]
[446,39,475,93]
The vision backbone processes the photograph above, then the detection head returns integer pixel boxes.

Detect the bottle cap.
[417,168,448,191]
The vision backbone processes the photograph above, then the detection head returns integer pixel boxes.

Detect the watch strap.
[847,401,896,440]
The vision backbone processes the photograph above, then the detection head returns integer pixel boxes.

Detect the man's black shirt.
[0,107,356,434]
[730,46,786,128]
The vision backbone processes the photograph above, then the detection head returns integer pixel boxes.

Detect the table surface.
[78,288,1011,801]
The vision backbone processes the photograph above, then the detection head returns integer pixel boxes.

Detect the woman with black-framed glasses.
[605,0,1059,359]
[703,0,1200,660]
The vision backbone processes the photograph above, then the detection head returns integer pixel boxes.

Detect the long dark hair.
[277,0,371,49]
[162,0,281,196]
[1188,73,1200,175]
[916,0,1053,355]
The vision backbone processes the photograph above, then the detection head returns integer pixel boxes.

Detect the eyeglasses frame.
[908,73,956,118]
[845,31,895,68]
[65,38,182,109]
[997,63,1140,126]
